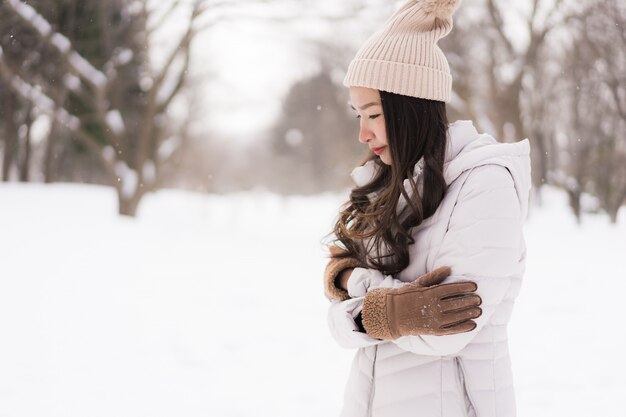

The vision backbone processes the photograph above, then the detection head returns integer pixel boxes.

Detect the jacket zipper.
[367,345,378,417]
[454,357,478,417]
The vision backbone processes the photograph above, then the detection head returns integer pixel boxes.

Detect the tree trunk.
[19,103,33,182]
[43,122,59,183]
[608,187,626,224]
[43,87,68,183]
[609,206,619,224]
[567,189,582,225]
[531,129,549,190]
[2,91,17,181]
[118,190,143,217]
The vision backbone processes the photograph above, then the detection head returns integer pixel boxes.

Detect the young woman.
[322,1,531,417]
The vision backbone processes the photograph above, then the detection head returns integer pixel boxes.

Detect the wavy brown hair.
[331,90,449,276]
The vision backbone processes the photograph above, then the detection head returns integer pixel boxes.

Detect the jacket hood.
[350,119,532,219]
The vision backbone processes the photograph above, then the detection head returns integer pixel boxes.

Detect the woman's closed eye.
[355,114,381,120]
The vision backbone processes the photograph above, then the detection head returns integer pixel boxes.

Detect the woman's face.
[349,86,391,165]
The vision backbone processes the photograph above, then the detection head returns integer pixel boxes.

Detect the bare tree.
[572,0,626,223]
[443,0,584,190]
[535,0,625,223]
[0,3,45,182]
[0,0,212,215]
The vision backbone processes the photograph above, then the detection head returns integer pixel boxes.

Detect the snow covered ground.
[0,183,624,417]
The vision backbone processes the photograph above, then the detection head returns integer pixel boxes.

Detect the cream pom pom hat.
[343,0,462,102]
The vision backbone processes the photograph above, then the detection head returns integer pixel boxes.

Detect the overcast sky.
[149,0,398,143]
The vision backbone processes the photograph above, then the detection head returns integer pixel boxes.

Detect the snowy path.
[0,183,624,416]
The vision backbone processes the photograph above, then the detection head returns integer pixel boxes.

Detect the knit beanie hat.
[343,0,461,102]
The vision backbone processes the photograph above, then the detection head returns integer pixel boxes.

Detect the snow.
[106,110,126,135]
[157,135,181,161]
[139,76,154,92]
[6,0,45,34]
[68,53,108,89]
[7,74,80,131]
[114,161,139,199]
[29,114,51,145]
[0,184,624,417]
[114,48,134,66]
[285,128,304,146]
[102,146,116,164]
[6,0,108,90]
[50,33,71,54]
[143,159,157,184]
[62,73,81,91]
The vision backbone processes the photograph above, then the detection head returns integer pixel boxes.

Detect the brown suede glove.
[361,266,482,339]
[323,245,364,301]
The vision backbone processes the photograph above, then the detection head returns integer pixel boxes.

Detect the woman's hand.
[361,266,482,339]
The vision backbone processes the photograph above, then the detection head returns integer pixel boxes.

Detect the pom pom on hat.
[422,0,462,20]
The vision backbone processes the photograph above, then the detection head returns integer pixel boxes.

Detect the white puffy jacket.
[327,120,531,417]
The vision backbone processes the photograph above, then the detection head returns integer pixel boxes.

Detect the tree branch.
[0,47,118,184]
[151,2,203,92]
[147,0,183,36]
[156,45,191,112]
[486,0,516,58]
[5,0,108,92]
[529,0,540,29]
[4,0,125,152]
[607,79,626,121]
[136,0,207,181]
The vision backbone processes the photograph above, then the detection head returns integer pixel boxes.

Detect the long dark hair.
[331,90,449,276]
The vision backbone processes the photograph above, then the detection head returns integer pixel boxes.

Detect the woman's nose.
[358,125,373,144]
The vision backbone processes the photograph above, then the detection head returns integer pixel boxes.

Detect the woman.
[322,1,531,416]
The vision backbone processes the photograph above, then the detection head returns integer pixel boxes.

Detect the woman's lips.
[373,146,386,155]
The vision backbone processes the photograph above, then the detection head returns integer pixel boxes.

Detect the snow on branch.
[143,160,156,184]
[106,110,125,135]
[102,146,117,164]
[51,33,71,54]
[103,48,134,80]
[105,48,133,69]
[158,136,181,161]
[5,0,126,145]
[115,161,139,199]
[62,73,81,92]
[6,0,107,90]
[0,45,118,184]
[0,47,79,131]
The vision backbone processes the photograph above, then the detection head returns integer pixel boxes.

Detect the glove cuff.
[324,256,363,301]
[361,288,395,340]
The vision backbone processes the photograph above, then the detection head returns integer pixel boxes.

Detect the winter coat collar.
[349,119,531,218]
[349,120,479,188]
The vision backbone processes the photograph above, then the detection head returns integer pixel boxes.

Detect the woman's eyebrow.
[349,102,381,111]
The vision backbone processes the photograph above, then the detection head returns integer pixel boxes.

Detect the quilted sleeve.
[393,164,525,356]
[327,297,385,349]
[326,267,407,349]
